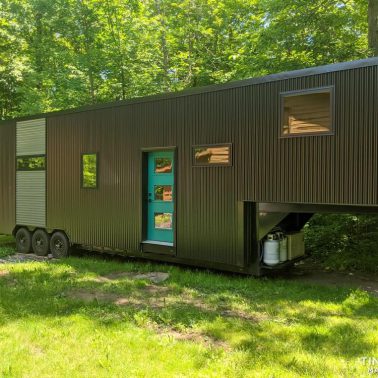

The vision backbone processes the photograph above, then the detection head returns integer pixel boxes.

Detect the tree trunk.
[34,11,44,90]
[369,0,378,56]
[104,0,127,100]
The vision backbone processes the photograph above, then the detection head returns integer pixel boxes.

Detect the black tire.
[15,228,32,253]
[32,229,50,256]
[50,231,70,258]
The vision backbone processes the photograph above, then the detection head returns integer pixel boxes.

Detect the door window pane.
[154,213,173,229]
[154,185,173,201]
[155,158,172,173]
[82,153,97,188]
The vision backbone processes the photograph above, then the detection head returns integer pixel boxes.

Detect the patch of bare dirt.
[219,309,267,322]
[0,253,56,264]
[67,284,262,324]
[67,289,144,307]
[152,325,230,350]
[92,271,169,284]
[276,259,378,297]
[67,284,171,308]
[68,284,231,349]
[143,284,170,295]
[0,270,19,286]
[30,345,45,357]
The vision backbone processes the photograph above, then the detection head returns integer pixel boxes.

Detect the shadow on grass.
[299,322,372,357]
[0,258,378,326]
[0,254,377,375]
[0,238,376,378]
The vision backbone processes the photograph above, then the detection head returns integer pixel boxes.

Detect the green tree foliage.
[0,0,370,118]
[0,1,27,118]
[256,0,369,73]
[305,214,378,273]
[369,0,378,55]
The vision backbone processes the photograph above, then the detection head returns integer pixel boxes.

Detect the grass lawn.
[0,235,15,258]
[0,239,377,377]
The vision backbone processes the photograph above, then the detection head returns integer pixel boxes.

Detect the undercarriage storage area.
[256,202,378,275]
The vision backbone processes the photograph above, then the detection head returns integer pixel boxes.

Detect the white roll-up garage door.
[16,118,46,227]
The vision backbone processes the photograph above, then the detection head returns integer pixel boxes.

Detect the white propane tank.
[279,234,288,262]
[263,233,280,266]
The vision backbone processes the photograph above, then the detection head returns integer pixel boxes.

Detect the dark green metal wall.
[45,61,378,269]
[46,99,246,267]
[242,66,378,205]
[0,121,16,234]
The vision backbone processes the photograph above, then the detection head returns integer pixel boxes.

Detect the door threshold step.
[142,240,174,247]
[141,240,175,255]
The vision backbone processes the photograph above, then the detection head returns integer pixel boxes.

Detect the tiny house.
[0,58,378,275]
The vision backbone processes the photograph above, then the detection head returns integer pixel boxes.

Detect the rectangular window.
[82,153,98,188]
[193,144,232,166]
[281,88,333,136]
[16,155,46,171]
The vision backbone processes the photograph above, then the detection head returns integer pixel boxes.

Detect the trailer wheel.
[32,229,50,256]
[15,228,32,253]
[50,231,70,259]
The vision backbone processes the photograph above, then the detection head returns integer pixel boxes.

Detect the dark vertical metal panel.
[176,90,240,265]
[47,91,243,266]
[241,66,378,206]
[0,121,16,234]
[46,63,378,269]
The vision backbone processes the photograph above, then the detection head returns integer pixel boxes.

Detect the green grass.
[0,239,377,377]
[0,234,15,258]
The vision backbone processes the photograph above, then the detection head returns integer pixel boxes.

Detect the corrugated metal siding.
[46,63,378,268]
[0,122,16,234]
[241,66,378,205]
[16,118,46,156]
[16,171,46,227]
[47,102,242,266]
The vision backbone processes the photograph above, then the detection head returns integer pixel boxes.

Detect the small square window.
[281,88,333,136]
[154,185,173,201]
[154,212,173,229]
[154,158,172,174]
[81,153,98,188]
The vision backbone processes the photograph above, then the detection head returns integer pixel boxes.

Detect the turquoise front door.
[147,151,175,244]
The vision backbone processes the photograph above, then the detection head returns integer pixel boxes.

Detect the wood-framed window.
[81,153,98,189]
[192,144,232,166]
[281,87,334,137]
